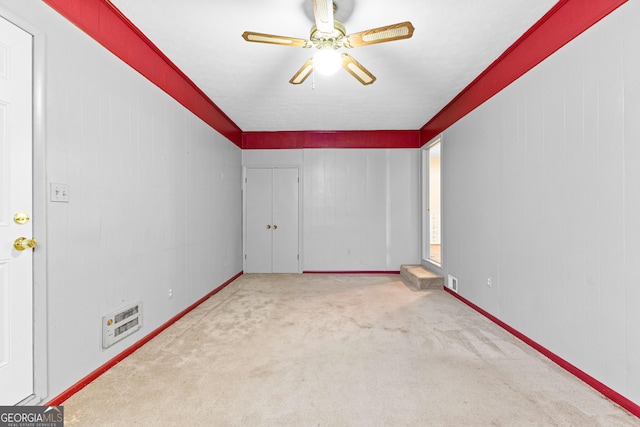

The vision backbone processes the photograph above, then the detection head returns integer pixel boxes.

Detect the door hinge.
[244,254,247,260]
[297,254,299,260]
[297,177,300,183]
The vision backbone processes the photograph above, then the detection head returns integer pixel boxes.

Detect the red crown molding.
[42,0,243,147]
[242,130,420,149]
[42,0,626,149]
[420,0,628,144]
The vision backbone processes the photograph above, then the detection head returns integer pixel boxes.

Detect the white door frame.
[420,135,444,276]
[243,165,303,274]
[0,6,48,405]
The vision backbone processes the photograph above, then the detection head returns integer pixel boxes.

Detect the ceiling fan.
[242,0,415,85]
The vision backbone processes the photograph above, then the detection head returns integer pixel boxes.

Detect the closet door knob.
[266,225,271,229]
[273,225,278,229]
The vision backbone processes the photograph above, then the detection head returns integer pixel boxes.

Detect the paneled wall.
[441,0,640,404]
[243,149,420,271]
[0,0,243,400]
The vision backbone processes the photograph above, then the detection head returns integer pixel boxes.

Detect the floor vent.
[448,275,458,293]
[102,301,142,349]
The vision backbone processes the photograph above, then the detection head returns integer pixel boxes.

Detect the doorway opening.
[422,137,441,266]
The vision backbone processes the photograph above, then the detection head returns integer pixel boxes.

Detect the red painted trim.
[41,0,627,149]
[42,0,243,147]
[44,271,243,406]
[420,0,628,144]
[242,130,420,150]
[443,287,640,418]
[303,270,400,274]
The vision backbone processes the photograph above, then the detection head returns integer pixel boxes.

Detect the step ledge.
[400,264,444,291]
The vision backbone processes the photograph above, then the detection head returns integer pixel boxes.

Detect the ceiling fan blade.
[290,58,314,84]
[341,53,376,85]
[345,21,415,48]
[242,31,312,48]
[312,0,334,33]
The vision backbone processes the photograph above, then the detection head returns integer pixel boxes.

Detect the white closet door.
[245,168,299,273]
[245,168,273,273]
[272,168,299,273]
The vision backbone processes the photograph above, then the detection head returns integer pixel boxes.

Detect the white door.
[0,16,34,405]
[245,168,273,273]
[272,168,299,273]
[245,168,299,273]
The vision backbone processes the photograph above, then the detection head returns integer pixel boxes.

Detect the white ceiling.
[109,0,557,132]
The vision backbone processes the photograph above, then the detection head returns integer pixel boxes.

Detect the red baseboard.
[303,270,400,274]
[44,271,243,406]
[443,287,640,418]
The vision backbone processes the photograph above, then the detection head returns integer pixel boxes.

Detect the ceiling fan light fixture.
[313,48,342,75]
[243,1,415,85]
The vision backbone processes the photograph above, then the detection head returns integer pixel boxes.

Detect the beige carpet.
[63,274,639,426]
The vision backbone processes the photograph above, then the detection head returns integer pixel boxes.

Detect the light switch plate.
[50,183,69,202]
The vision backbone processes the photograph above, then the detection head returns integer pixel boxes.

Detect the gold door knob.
[266,225,271,229]
[273,225,278,229]
[14,237,37,251]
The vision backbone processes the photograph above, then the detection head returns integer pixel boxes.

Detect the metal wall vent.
[448,275,458,293]
[102,301,142,349]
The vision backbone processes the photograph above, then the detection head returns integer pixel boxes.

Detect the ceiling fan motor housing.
[310,20,346,49]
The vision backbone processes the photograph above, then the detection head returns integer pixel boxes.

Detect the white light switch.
[50,183,69,202]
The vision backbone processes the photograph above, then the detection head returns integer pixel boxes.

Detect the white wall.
[10,0,635,407]
[0,0,242,401]
[243,149,420,271]
[441,1,640,405]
